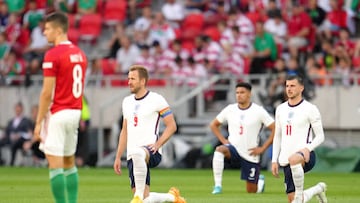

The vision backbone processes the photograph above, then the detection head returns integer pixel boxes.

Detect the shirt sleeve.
[272,106,282,163]
[306,104,325,151]
[42,51,57,77]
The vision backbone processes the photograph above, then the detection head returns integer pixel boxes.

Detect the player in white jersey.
[271,75,327,203]
[210,82,275,194]
[113,65,186,203]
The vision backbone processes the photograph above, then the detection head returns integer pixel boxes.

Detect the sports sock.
[212,151,225,187]
[290,164,304,201]
[143,192,175,203]
[49,168,66,203]
[132,147,147,200]
[65,166,79,203]
[257,175,265,193]
[303,183,323,203]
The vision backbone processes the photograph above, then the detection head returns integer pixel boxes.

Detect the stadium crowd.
[1,0,360,166]
[0,0,360,88]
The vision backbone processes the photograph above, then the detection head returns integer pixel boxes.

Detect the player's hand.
[147,143,159,154]
[249,147,264,156]
[271,162,279,178]
[113,158,122,175]
[32,123,41,143]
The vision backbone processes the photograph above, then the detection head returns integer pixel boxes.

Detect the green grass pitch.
[0,167,359,203]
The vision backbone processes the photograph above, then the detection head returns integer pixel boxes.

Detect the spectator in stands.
[106,23,126,59]
[85,58,102,87]
[77,0,97,16]
[0,32,10,62]
[231,26,253,59]
[0,49,24,85]
[4,13,21,54]
[115,36,140,74]
[23,19,49,67]
[5,0,25,14]
[322,0,348,40]
[264,10,287,46]
[22,0,45,31]
[332,57,353,87]
[127,0,151,24]
[266,0,281,18]
[1,102,33,166]
[23,104,46,167]
[147,12,176,49]
[204,0,228,27]
[246,0,268,26]
[305,55,330,86]
[286,2,312,59]
[335,28,355,58]
[217,20,233,48]
[151,40,175,77]
[0,3,9,32]
[133,6,152,33]
[185,0,208,12]
[220,44,245,76]
[250,20,277,75]
[161,0,185,28]
[307,0,327,28]
[52,0,76,13]
[201,35,222,71]
[227,8,254,41]
[319,39,336,71]
[134,44,156,74]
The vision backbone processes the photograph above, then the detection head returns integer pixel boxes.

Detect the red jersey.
[287,11,312,38]
[42,41,87,114]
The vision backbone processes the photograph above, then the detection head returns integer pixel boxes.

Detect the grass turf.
[0,167,359,203]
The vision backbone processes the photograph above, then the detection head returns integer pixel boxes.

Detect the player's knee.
[288,154,302,165]
[215,145,227,153]
[131,147,147,161]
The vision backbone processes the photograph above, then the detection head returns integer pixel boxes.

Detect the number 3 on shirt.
[72,64,83,98]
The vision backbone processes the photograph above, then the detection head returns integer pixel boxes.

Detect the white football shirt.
[272,99,325,166]
[216,103,274,163]
[122,91,171,159]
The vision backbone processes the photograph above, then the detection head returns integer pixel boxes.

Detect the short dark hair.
[286,74,304,85]
[45,12,68,33]
[129,65,149,84]
[236,82,252,91]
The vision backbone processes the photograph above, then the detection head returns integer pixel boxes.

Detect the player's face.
[43,22,57,43]
[285,79,304,99]
[235,87,250,104]
[128,70,142,94]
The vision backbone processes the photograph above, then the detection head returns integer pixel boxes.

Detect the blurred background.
[0,0,359,173]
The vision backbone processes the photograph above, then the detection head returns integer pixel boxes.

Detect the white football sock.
[131,147,147,200]
[303,183,323,202]
[257,175,265,193]
[291,164,304,201]
[143,192,175,203]
[213,151,225,187]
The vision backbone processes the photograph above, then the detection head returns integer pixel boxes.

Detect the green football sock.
[49,168,66,203]
[65,166,79,203]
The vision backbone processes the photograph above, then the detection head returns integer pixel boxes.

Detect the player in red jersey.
[33,12,87,203]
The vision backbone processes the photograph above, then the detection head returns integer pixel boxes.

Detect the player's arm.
[33,76,55,142]
[250,122,275,156]
[271,109,282,178]
[114,118,128,175]
[209,119,229,145]
[151,113,177,153]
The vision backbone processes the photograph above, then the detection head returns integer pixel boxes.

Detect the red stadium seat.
[103,0,127,26]
[203,26,220,42]
[68,28,80,45]
[180,13,204,40]
[79,13,102,41]
[68,14,77,28]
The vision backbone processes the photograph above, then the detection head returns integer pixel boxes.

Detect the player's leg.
[129,147,149,200]
[64,155,78,203]
[241,159,262,193]
[61,110,81,203]
[47,155,67,203]
[144,187,186,203]
[288,152,307,202]
[212,144,231,194]
[43,111,78,203]
[301,152,327,203]
[283,165,296,203]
